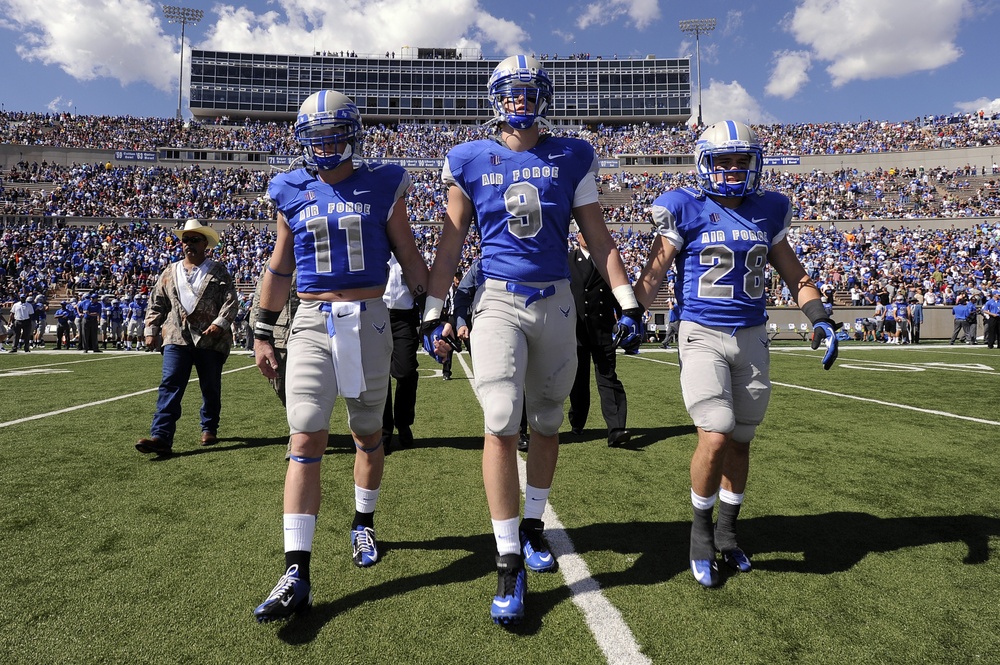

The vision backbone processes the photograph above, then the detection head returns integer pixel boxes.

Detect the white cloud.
[722,10,743,38]
[701,79,779,126]
[765,50,812,99]
[46,96,69,113]
[787,0,972,86]
[954,97,1000,116]
[577,0,660,30]
[0,0,535,94]
[201,1,528,57]
[1,0,177,91]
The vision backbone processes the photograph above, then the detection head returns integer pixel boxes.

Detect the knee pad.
[346,408,383,440]
[731,423,757,444]
[688,398,736,434]
[478,379,520,436]
[287,400,332,435]
[526,396,564,437]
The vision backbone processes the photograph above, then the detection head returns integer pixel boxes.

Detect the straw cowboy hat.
[172,219,220,248]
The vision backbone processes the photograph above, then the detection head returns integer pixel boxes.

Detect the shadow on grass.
[266,511,1000,642]
[567,512,1000,589]
[274,533,572,643]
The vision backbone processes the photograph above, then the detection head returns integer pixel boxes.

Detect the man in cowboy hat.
[136,219,239,455]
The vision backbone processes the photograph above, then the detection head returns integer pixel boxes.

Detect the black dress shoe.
[135,437,173,455]
[570,427,584,435]
[608,429,631,447]
[398,425,414,448]
[379,431,392,455]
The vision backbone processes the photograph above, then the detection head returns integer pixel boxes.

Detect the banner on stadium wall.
[265,156,622,169]
[369,158,446,169]
[114,150,157,162]
[763,155,801,166]
[267,156,299,167]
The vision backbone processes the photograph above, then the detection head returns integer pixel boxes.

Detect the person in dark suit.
[380,255,420,453]
[567,228,630,447]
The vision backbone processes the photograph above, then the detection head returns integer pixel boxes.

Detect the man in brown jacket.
[136,219,239,456]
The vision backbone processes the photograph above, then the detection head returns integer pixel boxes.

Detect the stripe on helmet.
[316,91,327,113]
[516,54,527,70]
[724,120,738,140]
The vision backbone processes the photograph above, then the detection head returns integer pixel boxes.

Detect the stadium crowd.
[3,160,999,224]
[3,109,1000,157]
[2,108,1000,345]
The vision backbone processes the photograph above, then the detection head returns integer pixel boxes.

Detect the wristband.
[612,284,640,311]
[801,299,830,325]
[266,265,294,278]
[254,308,281,341]
[423,295,444,322]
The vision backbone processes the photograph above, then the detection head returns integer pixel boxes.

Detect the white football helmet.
[488,55,553,130]
[694,120,764,197]
[294,90,364,171]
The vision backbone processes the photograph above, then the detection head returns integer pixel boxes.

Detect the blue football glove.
[612,307,644,352]
[811,319,840,370]
[420,319,459,364]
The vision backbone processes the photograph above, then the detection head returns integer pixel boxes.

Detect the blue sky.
[0,0,997,125]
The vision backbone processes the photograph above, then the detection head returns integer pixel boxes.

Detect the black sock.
[690,506,716,560]
[284,551,311,584]
[715,501,742,552]
[353,510,374,529]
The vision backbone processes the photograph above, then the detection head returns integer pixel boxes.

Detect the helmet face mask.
[488,55,553,130]
[695,120,764,197]
[294,90,364,171]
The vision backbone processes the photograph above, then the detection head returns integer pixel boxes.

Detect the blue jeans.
[150,344,226,442]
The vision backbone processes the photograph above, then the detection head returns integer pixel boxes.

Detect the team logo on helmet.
[488,55,554,130]
[294,90,364,171]
[694,120,764,197]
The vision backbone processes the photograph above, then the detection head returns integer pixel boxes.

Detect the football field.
[1,341,999,664]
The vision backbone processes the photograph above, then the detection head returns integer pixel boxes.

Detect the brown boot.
[199,431,219,446]
[136,437,173,455]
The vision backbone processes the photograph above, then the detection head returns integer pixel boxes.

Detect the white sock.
[523,484,550,521]
[718,488,744,506]
[492,517,520,556]
[283,513,317,552]
[355,485,380,514]
[691,489,718,511]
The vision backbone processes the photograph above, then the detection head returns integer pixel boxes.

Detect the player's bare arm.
[633,234,679,310]
[386,197,429,299]
[574,202,632,291]
[768,238,823,306]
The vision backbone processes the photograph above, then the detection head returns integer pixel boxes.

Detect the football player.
[252,90,428,623]
[420,55,642,625]
[632,120,839,588]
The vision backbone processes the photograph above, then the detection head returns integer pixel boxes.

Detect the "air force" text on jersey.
[701,229,770,244]
[481,166,560,186]
[298,202,372,221]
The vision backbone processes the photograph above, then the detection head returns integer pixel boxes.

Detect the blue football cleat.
[491,554,527,625]
[520,519,558,573]
[253,564,312,623]
[690,559,720,588]
[721,547,752,573]
[351,525,379,567]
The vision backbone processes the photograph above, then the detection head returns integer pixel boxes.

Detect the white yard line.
[0,362,258,429]
[453,352,652,665]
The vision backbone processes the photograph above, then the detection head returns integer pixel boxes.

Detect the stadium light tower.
[162,5,204,120]
[679,18,716,129]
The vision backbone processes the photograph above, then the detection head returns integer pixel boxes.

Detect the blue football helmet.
[294,90,364,171]
[488,55,553,130]
[694,120,764,197]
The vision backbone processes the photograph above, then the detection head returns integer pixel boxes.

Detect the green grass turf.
[0,340,998,664]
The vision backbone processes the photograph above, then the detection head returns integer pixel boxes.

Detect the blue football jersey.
[269,163,410,293]
[443,135,599,283]
[650,187,792,328]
